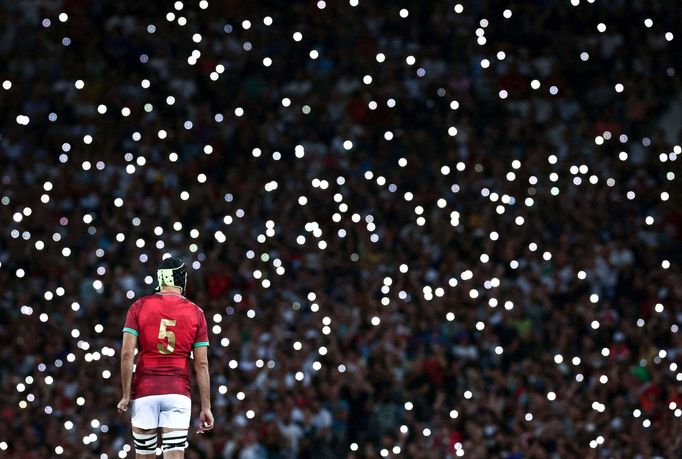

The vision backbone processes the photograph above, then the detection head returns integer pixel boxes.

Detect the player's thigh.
[158,394,192,429]
[132,426,159,458]
[130,395,162,430]
[158,395,191,457]
[160,427,186,459]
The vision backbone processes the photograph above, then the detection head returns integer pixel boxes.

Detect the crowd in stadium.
[0,0,681,458]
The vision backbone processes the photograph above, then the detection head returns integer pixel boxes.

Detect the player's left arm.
[117,331,137,413]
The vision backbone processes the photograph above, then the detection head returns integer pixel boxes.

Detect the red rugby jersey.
[123,293,209,399]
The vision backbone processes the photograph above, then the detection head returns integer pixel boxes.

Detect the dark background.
[0,0,681,457]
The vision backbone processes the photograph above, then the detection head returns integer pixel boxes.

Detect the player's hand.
[196,408,214,433]
[117,397,130,414]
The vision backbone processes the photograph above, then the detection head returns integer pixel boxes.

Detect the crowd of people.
[0,0,681,457]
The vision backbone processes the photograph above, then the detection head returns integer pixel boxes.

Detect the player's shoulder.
[139,293,160,301]
[182,297,204,313]
[130,294,157,309]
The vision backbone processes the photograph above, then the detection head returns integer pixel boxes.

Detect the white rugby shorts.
[131,394,192,429]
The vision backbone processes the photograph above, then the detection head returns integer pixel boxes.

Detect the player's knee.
[161,430,188,452]
[132,431,158,455]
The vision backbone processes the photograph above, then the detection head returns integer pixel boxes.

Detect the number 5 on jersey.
[157,319,177,354]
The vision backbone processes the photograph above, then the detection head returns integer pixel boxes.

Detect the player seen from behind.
[117,256,213,458]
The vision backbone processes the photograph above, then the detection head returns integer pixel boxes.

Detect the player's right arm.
[193,345,213,432]
[193,308,213,432]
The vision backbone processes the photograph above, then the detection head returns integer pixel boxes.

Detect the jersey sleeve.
[193,308,209,348]
[122,302,140,336]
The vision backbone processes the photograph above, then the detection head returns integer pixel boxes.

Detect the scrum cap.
[157,256,187,294]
